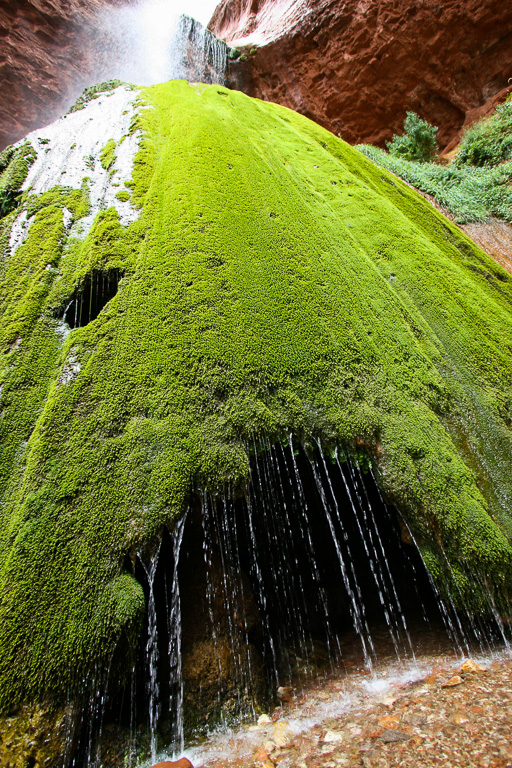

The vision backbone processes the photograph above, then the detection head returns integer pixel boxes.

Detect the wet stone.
[379,728,410,743]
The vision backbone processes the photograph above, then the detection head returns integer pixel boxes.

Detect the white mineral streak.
[62,207,73,233]
[227,0,310,47]
[19,85,142,243]
[8,210,35,258]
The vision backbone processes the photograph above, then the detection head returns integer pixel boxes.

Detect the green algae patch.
[0,81,512,710]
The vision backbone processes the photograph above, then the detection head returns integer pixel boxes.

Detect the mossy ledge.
[0,80,511,714]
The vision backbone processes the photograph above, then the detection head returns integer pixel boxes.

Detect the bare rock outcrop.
[212,0,512,149]
[0,0,131,150]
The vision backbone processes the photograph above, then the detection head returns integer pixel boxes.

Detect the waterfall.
[68,440,512,765]
[89,5,230,89]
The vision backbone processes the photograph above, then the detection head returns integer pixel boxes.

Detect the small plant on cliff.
[386,111,439,163]
[456,95,512,167]
[228,48,241,60]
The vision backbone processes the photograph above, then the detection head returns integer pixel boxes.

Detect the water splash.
[92,3,229,87]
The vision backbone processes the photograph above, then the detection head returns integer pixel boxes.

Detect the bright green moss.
[100,139,117,171]
[0,81,512,710]
[0,142,36,217]
[115,190,130,202]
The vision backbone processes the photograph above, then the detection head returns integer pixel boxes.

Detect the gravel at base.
[202,653,512,768]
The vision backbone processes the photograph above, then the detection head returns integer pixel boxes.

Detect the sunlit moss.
[0,81,511,710]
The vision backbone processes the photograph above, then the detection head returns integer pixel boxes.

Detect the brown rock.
[441,675,464,688]
[150,760,194,768]
[277,685,295,702]
[448,710,470,725]
[379,728,410,743]
[0,0,133,150]
[211,0,512,150]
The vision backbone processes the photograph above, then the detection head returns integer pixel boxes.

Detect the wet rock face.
[0,0,131,150]
[212,0,512,149]
[0,703,77,768]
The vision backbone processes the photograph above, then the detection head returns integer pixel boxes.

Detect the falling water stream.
[79,439,511,768]
[89,1,230,90]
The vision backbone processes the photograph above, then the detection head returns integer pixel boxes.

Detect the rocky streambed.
[158,628,512,768]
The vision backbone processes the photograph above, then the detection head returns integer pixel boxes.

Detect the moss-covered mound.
[0,80,512,710]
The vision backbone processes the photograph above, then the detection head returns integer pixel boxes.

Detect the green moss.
[0,142,37,218]
[0,81,512,712]
[100,139,117,171]
[115,190,130,202]
[67,80,130,114]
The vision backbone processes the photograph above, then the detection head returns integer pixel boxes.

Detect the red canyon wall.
[0,0,130,150]
[214,0,512,149]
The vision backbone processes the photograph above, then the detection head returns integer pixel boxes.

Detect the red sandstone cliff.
[213,0,512,149]
[0,0,132,150]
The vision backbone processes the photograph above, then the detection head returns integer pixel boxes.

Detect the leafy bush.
[457,96,512,167]
[386,111,439,163]
[357,144,512,223]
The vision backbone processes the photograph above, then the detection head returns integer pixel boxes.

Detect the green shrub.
[249,48,258,55]
[357,144,512,223]
[386,111,439,163]
[228,48,241,60]
[457,96,512,167]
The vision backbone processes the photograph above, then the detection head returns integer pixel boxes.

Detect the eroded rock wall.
[212,0,512,149]
[0,0,132,150]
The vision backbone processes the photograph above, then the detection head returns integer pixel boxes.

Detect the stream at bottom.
[151,626,512,768]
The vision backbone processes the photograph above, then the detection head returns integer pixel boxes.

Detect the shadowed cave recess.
[61,268,125,329]
[69,440,511,766]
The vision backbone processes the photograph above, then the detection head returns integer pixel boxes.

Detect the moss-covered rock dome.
[0,79,511,717]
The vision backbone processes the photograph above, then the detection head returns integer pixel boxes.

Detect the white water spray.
[89,0,229,89]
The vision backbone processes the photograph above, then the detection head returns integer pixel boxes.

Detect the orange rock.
[210,0,512,152]
[150,761,194,768]
[460,659,485,674]
[449,710,470,724]
[441,675,464,688]
[378,716,400,730]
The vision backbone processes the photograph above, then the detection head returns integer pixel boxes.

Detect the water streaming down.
[91,2,230,88]
[141,544,162,764]
[174,441,451,730]
[69,441,511,765]
[168,513,188,753]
